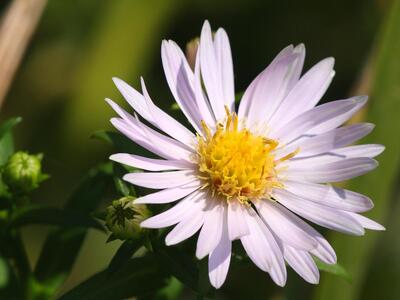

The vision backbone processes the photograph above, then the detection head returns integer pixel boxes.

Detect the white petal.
[346,212,385,231]
[270,57,335,129]
[140,191,204,228]
[161,40,202,132]
[123,170,196,189]
[308,96,368,134]
[241,208,287,286]
[165,205,206,245]
[274,189,365,235]
[208,231,232,289]
[284,245,319,284]
[140,78,196,147]
[227,201,249,240]
[134,181,201,204]
[110,153,194,171]
[256,201,318,250]
[196,202,225,259]
[199,21,226,120]
[270,97,365,144]
[283,181,373,213]
[282,157,378,183]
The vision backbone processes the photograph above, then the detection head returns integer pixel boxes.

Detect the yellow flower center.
[196,109,286,203]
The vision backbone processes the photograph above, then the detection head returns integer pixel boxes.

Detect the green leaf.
[10,205,105,231]
[33,164,113,296]
[0,117,22,141]
[113,163,135,197]
[91,130,138,153]
[155,277,184,300]
[0,256,9,288]
[0,117,21,166]
[107,239,143,277]
[156,245,198,293]
[315,258,351,282]
[59,255,167,300]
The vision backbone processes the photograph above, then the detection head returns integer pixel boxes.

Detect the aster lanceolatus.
[106,21,384,288]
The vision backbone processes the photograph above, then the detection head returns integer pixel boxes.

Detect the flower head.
[107,21,384,288]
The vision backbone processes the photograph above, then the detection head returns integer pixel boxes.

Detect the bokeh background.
[1,0,399,299]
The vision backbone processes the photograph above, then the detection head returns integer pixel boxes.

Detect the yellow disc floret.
[196,108,283,203]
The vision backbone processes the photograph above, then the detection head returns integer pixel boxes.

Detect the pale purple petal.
[194,47,216,127]
[196,202,225,259]
[284,144,384,166]
[270,98,365,144]
[112,77,154,123]
[240,208,270,272]
[286,44,306,90]
[165,204,206,245]
[255,200,318,250]
[214,27,235,112]
[257,197,336,264]
[227,201,249,240]
[308,96,368,134]
[269,57,335,129]
[139,78,196,147]
[241,208,287,286]
[346,212,385,231]
[238,44,295,120]
[208,225,232,289]
[287,217,337,264]
[274,189,365,235]
[239,53,300,130]
[141,191,204,228]
[161,40,203,132]
[284,245,319,284]
[276,123,374,159]
[282,157,378,183]
[199,21,226,120]
[110,153,194,171]
[110,117,193,162]
[283,180,373,213]
[123,170,196,189]
[134,181,201,204]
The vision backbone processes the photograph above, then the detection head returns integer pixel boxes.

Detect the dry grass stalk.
[0,0,47,108]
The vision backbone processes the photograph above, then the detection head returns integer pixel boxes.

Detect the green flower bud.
[105,196,150,240]
[2,151,47,194]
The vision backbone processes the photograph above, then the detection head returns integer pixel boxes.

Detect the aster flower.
[106,21,384,288]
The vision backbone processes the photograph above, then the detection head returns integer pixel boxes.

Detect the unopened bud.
[105,196,150,240]
[185,37,199,71]
[2,151,47,194]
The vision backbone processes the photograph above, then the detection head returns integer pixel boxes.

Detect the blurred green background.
[1,0,399,299]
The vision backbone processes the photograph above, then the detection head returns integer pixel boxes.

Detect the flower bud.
[105,196,150,240]
[185,37,199,71]
[2,151,47,194]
